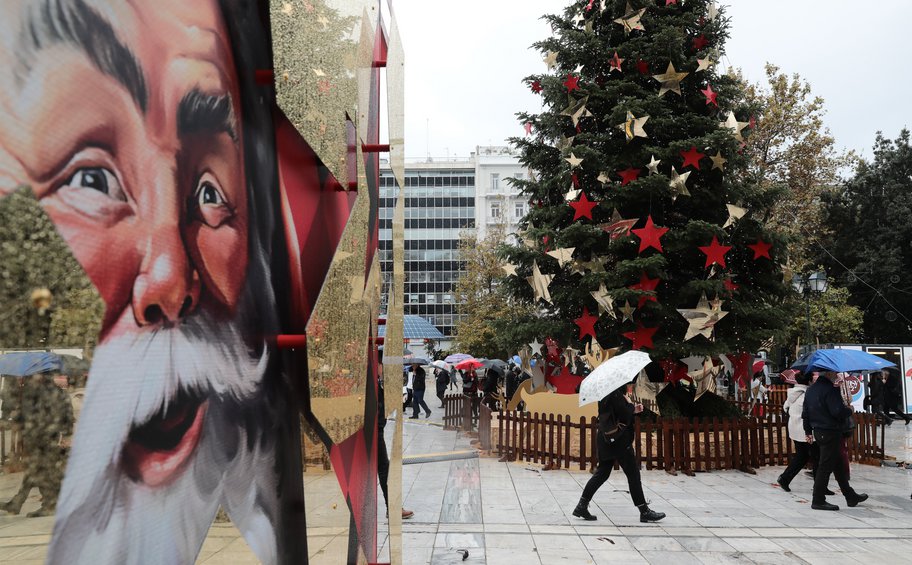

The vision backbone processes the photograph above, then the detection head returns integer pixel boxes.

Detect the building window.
[490,202,501,218]
[491,173,500,191]
[514,202,525,218]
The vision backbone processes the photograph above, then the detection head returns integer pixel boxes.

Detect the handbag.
[600,403,628,443]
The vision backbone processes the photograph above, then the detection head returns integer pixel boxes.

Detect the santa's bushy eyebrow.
[177,89,237,142]
[18,0,148,113]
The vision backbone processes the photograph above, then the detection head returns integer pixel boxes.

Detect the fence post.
[578,417,587,471]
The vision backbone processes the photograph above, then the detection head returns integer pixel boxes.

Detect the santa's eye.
[191,173,233,228]
[66,167,126,201]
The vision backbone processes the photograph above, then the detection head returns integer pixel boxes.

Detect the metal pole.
[805,288,812,350]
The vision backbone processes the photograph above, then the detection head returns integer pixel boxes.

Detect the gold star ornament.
[544,50,558,71]
[614,3,646,35]
[616,111,649,142]
[668,166,691,199]
[619,300,635,322]
[547,247,576,267]
[652,62,689,97]
[562,97,592,128]
[710,151,727,171]
[590,283,616,318]
[677,295,728,341]
[720,111,749,142]
[646,155,661,175]
[502,263,518,277]
[565,153,583,169]
[527,261,554,304]
[723,204,748,228]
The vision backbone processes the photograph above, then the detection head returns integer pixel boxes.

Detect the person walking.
[802,371,868,511]
[884,369,911,424]
[1,373,73,517]
[434,366,450,408]
[778,372,812,492]
[571,381,665,523]
[403,368,413,412]
[376,365,414,520]
[462,368,479,419]
[409,363,431,419]
[868,371,894,425]
[482,368,500,411]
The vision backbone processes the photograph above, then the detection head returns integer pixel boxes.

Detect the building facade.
[473,145,528,243]
[379,147,525,340]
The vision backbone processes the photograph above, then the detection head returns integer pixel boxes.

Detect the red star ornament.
[572,173,580,188]
[570,192,598,221]
[609,52,624,72]
[701,84,718,107]
[629,272,660,308]
[723,277,740,293]
[524,122,533,135]
[547,365,585,394]
[636,59,650,75]
[693,34,709,51]
[631,215,669,254]
[666,0,678,5]
[681,146,706,170]
[699,235,732,268]
[564,74,580,93]
[661,359,690,384]
[531,80,543,93]
[574,307,599,340]
[585,0,595,10]
[747,239,773,260]
[617,167,642,186]
[623,324,659,350]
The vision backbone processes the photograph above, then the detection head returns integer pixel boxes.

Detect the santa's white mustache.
[54,311,268,516]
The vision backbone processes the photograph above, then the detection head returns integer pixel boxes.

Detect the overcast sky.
[392,0,910,163]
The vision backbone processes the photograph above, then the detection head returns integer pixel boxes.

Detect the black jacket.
[802,377,852,435]
[596,390,636,460]
[411,366,426,391]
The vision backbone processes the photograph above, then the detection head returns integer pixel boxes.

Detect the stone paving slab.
[0,418,910,563]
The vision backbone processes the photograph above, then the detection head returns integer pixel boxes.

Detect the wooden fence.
[494,411,884,475]
[442,394,492,451]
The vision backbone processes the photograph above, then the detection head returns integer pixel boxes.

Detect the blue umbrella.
[0,351,63,377]
[791,349,896,374]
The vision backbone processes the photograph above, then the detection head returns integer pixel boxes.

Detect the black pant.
[581,444,646,507]
[813,430,856,503]
[779,440,810,486]
[885,398,911,423]
[412,389,430,417]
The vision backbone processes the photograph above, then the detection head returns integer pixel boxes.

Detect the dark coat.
[868,375,886,408]
[596,390,636,460]
[411,366,426,391]
[802,377,852,435]
[435,369,449,397]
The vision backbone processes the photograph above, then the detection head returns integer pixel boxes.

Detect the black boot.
[572,497,596,521]
[637,503,666,523]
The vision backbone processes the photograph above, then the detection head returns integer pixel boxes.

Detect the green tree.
[821,131,912,342]
[786,285,863,348]
[503,1,790,365]
[0,189,104,353]
[741,64,854,273]
[454,224,535,359]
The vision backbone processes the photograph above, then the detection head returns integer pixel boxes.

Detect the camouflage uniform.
[1,376,73,516]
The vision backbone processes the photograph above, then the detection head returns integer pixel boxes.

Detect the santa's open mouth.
[122,389,207,487]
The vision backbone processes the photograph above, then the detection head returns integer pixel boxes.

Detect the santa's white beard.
[47,312,278,565]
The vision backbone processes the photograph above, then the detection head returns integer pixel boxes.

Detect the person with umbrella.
[432,361,451,409]
[456,359,483,419]
[572,352,665,523]
[802,371,868,510]
[409,362,431,419]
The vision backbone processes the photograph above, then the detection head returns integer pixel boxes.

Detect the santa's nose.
[132,234,200,326]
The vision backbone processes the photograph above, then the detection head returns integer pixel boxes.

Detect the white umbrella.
[431,360,450,370]
[578,351,652,407]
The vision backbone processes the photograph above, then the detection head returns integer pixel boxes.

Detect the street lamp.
[791,271,828,351]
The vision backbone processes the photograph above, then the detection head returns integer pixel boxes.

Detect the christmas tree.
[502,0,790,398]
